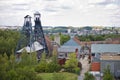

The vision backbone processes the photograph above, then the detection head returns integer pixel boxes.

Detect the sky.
[0,0,120,27]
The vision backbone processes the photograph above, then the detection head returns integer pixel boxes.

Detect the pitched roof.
[63,38,80,46]
[58,37,81,53]
[91,44,120,53]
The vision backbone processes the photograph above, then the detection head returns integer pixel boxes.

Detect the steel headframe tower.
[15,12,48,60]
[15,15,32,54]
[34,12,48,54]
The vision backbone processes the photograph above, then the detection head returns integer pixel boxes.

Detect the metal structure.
[15,15,32,54]
[33,12,48,54]
[15,12,48,60]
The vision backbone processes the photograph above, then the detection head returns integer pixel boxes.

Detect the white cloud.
[88,0,106,4]
[105,4,119,9]
[0,0,120,27]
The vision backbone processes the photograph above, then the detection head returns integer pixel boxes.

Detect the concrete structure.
[100,55,120,78]
[90,44,120,79]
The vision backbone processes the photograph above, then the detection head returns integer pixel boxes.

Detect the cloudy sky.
[0,0,120,27]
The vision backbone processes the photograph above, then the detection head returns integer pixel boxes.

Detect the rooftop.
[58,37,81,53]
[91,44,120,53]
[58,46,81,53]
[63,38,80,46]
[100,55,120,60]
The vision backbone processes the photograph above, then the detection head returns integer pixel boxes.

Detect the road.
[78,55,90,80]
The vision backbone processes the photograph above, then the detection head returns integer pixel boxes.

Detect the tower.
[33,12,48,54]
[15,12,48,60]
[16,15,32,54]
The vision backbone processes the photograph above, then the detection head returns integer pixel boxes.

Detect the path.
[78,55,90,80]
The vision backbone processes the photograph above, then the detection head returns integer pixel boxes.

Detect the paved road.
[78,55,90,80]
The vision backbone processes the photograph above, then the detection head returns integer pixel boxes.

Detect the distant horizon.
[0,25,119,28]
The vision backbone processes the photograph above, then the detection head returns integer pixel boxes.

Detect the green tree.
[103,66,114,80]
[60,34,70,45]
[0,30,20,57]
[64,53,79,73]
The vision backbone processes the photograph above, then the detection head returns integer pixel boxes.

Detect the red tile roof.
[91,62,100,71]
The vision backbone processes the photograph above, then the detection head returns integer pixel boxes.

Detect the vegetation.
[64,53,80,75]
[84,72,95,80]
[0,30,20,57]
[38,72,78,80]
[0,51,78,80]
[0,52,41,80]
[49,33,70,45]
[35,53,61,73]
[60,33,70,45]
[77,34,120,41]
[103,66,114,80]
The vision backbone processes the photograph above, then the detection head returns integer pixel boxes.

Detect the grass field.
[37,72,78,80]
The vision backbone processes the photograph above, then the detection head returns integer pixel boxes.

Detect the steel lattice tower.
[15,12,48,60]
[33,12,48,54]
[15,15,32,54]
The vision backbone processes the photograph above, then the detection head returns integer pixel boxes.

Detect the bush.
[74,67,80,75]
[35,63,46,73]
[84,72,95,80]
[46,62,61,73]
[35,62,61,73]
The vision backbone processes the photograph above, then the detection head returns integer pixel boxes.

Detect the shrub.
[74,67,80,75]
[46,62,61,72]
[35,63,46,73]
[84,72,95,80]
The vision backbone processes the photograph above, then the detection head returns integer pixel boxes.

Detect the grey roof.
[58,46,81,53]
[63,38,80,46]
[58,38,81,53]
[91,44,120,53]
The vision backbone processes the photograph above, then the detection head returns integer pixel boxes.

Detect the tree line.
[77,34,120,41]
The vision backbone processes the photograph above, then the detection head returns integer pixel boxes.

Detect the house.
[58,37,81,59]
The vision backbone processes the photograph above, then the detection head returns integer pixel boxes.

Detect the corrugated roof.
[91,44,120,53]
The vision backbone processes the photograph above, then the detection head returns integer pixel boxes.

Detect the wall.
[100,60,120,77]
